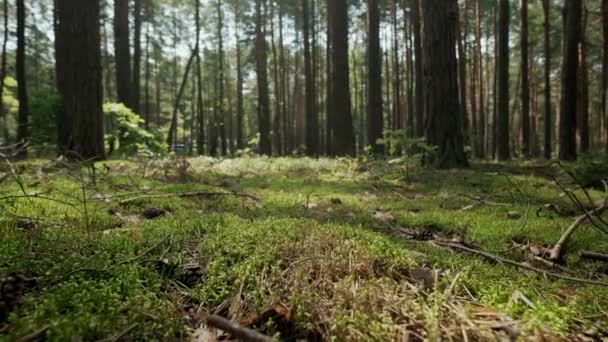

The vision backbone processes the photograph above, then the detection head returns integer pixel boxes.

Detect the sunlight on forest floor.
[1,157,607,340]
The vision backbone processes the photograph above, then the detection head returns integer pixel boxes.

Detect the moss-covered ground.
[1,157,607,341]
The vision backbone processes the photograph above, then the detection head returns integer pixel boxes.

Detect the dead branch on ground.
[206,315,272,342]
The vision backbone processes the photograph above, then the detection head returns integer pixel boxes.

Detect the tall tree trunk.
[603,0,608,152]
[303,0,318,156]
[328,0,355,156]
[559,0,582,161]
[413,0,424,138]
[577,9,589,153]
[132,0,142,114]
[496,0,510,161]
[217,0,227,155]
[456,0,469,150]
[114,0,131,108]
[16,0,29,156]
[367,0,383,153]
[234,3,243,151]
[271,2,283,155]
[520,0,530,157]
[255,0,271,155]
[325,8,333,155]
[0,0,8,143]
[391,0,402,131]
[196,0,205,155]
[279,2,288,153]
[144,24,150,129]
[542,0,552,159]
[421,0,468,168]
[167,50,196,149]
[475,0,485,157]
[56,0,104,160]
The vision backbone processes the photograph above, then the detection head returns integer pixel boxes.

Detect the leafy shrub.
[29,90,62,150]
[570,152,608,189]
[103,103,167,157]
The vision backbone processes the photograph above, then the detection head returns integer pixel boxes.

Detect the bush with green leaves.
[29,90,62,151]
[103,103,167,157]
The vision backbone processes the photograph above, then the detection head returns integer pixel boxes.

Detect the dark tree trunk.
[577,10,589,153]
[216,0,227,156]
[421,0,469,169]
[132,0,142,114]
[325,9,333,155]
[391,0,402,131]
[167,50,195,149]
[456,0,469,149]
[327,0,355,156]
[542,0,552,159]
[367,0,383,153]
[303,0,318,156]
[520,0,530,157]
[196,0,205,155]
[114,0,132,108]
[234,3,243,151]
[603,0,608,152]
[144,25,150,129]
[496,0,510,161]
[413,0,424,138]
[0,0,8,143]
[270,2,282,155]
[16,0,29,156]
[475,0,485,157]
[56,0,104,160]
[559,0,582,161]
[255,0,271,155]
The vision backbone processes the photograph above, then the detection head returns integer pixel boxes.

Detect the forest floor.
[1,156,607,341]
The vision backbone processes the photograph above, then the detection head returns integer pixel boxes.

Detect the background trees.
[0,0,605,164]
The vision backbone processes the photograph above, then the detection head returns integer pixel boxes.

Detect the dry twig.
[206,315,272,342]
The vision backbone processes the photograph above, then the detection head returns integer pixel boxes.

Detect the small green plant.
[103,103,167,157]
[377,130,437,179]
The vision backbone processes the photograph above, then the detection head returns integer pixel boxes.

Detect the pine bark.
[327,0,355,156]
[16,0,29,156]
[559,0,582,161]
[114,0,132,109]
[413,0,424,138]
[56,0,104,160]
[0,0,8,143]
[577,10,589,153]
[496,0,510,161]
[542,0,552,159]
[195,0,205,155]
[133,0,142,114]
[367,0,383,153]
[420,0,468,169]
[255,0,272,155]
[520,0,530,157]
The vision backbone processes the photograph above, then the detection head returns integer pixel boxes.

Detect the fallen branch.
[17,325,49,342]
[548,206,607,261]
[580,251,608,263]
[102,323,139,342]
[433,240,608,287]
[118,191,259,206]
[206,315,272,342]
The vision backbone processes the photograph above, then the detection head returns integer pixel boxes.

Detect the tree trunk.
[475,0,485,158]
[133,0,142,114]
[303,0,318,156]
[196,0,205,155]
[413,0,424,138]
[603,0,608,152]
[421,0,469,169]
[16,0,29,156]
[325,8,333,155]
[167,50,196,149]
[234,3,243,151]
[217,0,227,155]
[0,0,8,143]
[114,0,131,109]
[327,0,355,156]
[520,0,530,157]
[367,0,383,153]
[577,9,589,153]
[496,0,510,161]
[255,0,271,155]
[144,24,150,130]
[56,0,104,160]
[270,2,283,155]
[456,0,469,150]
[542,0,552,159]
[391,0,402,131]
[559,0,582,161]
